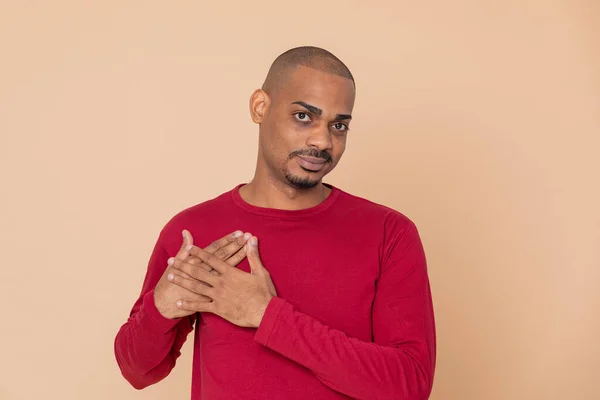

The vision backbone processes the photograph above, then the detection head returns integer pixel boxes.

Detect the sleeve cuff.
[137,290,182,333]
[254,296,290,347]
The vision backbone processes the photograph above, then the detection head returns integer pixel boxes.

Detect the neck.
[239,174,331,211]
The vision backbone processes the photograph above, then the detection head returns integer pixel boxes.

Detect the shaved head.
[262,46,355,95]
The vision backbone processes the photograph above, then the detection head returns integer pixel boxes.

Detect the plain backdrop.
[1,1,599,399]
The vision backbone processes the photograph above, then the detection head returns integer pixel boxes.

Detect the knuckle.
[194,270,206,281]
[202,266,213,274]
[206,242,220,253]
[173,260,184,272]
[201,271,213,282]
[215,248,229,259]
[187,257,201,266]
[186,262,198,272]
[204,253,215,265]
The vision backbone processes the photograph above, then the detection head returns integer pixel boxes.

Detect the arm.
[253,221,436,400]
[114,231,195,390]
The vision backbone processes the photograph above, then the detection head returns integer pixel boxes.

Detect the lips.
[296,155,328,172]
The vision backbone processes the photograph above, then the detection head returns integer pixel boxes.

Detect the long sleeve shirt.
[114,183,436,399]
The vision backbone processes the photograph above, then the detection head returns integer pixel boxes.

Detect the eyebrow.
[292,101,352,121]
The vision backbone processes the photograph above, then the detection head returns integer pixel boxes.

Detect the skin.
[165,65,356,327]
[169,237,278,327]
[153,230,251,319]
[242,65,355,210]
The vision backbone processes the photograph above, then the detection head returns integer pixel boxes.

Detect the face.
[250,66,355,189]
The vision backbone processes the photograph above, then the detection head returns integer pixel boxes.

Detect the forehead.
[273,66,355,112]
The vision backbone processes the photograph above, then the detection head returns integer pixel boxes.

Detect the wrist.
[153,289,176,320]
[140,290,181,333]
[253,294,274,328]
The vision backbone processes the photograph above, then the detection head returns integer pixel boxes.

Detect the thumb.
[176,229,194,260]
[247,236,266,275]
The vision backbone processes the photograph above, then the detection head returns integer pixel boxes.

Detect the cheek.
[273,122,302,150]
[332,137,347,158]
[264,125,298,163]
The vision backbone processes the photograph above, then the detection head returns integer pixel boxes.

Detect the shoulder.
[334,187,424,269]
[335,186,417,233]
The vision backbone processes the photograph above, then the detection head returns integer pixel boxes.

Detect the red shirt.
[114,184,436,399]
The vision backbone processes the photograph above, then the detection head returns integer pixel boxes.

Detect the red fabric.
[114,184,436,399]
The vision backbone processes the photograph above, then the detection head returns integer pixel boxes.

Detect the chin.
[284,170,322,189]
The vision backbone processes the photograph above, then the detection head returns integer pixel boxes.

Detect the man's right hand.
[154,229,251,319]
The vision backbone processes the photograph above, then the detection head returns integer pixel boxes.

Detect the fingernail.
[244,232,252,241]
[168,258,174,265]
[233,230,243,238]
[250,236,258,246]
[168,273,174,281]
[182,230,187,238]
[185,244,192,251]
[177,300,183,308]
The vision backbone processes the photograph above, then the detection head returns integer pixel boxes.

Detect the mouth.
[296,155,328,172]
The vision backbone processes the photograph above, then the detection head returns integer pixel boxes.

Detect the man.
[114,46,436,400]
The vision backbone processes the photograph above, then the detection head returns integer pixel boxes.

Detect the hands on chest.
[153,230,278,328]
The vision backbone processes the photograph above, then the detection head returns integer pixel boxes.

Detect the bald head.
[262,46,354,95]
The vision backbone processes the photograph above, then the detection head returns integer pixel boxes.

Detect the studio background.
[1,1,599,399]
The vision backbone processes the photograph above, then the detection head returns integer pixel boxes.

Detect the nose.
[305,124,332,151]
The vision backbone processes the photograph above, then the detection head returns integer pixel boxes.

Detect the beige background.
[1,1,599,399]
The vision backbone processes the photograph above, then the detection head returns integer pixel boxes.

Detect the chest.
[233,223,381,337]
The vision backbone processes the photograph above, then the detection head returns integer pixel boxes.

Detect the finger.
[186,245,233,275]
[175,229,195,260]
[206,231,251,262]
[167,261,211,285]
[225,243,248,267]
[246,236,267,276]
[168,257,219,287]
[168,265,194,281]
[184,255,224,277]
[167,268,216,297]
[177,299,214,313]
[182,230,249,276]
[185,256,203,266]
[166,270,213,302]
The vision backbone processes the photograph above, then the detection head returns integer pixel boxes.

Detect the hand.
[154,229,250,319]
[168,236,277,328]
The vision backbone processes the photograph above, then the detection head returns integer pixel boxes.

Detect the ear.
[249,89,270,124]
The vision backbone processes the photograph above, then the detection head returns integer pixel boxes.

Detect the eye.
[294,112,311,122]
[332,122,349,132]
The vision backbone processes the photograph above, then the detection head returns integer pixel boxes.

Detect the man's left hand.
[167,236,278,328]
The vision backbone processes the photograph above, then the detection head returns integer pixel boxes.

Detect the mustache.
[289,149,332,163]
